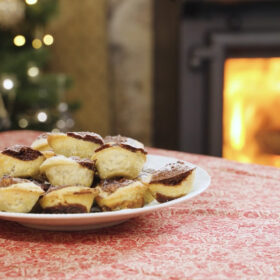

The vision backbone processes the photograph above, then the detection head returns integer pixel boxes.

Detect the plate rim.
[0,154,211,221]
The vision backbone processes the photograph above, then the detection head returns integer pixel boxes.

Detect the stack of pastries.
[0,132,196,214]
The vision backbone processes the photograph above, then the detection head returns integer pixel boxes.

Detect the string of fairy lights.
[13,33,54,48]
[13,0,54,49]
[0,0,74,131]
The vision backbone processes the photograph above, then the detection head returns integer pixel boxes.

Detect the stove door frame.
[180,31,280,156]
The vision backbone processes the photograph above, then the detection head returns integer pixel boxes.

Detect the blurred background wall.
[107,0,153,145]
[48,0,153,145]
[48,0,111,137]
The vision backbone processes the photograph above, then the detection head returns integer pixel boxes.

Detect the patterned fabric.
[0,131,279,279]
[0,130,41,149]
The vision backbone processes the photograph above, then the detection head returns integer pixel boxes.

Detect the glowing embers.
[223,58,280,167]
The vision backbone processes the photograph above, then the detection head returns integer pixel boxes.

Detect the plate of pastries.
[0,132,211,231]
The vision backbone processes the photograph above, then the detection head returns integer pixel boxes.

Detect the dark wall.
[153,0,181,150]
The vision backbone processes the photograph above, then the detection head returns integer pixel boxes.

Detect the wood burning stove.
[179,1,280,166]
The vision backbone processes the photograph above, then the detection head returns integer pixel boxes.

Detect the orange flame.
[230,101,245,151]
[223,58,280,167]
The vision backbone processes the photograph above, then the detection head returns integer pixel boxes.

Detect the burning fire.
[223,58,280,167]
[230,101,244,151]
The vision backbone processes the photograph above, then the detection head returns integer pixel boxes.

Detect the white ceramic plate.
[0,155,211,231]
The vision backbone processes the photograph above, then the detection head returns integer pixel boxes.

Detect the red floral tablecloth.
[0,130,280,279]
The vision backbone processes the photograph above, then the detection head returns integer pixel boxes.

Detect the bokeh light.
[2,79,14,90]
[18,118,29,128]
[13,35,26,47]
[25,0,38,5]
[37,111,48,122]
[43,34,54,46]
[32,39,42,49]
[27,66,40,77]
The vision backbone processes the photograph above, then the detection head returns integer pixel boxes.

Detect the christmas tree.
[0,0,78,132]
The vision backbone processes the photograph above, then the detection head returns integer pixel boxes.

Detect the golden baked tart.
[146,161,196,203]
[95,178,147,211]
[0,177,44,213]
[92,135,147,179]
[31,133,52,152]
[138,169,155,204]
[0,145,45,178]
[41,150,56,159]
[40,155,95,187]
[48,132,104,159]
[40,185,98,213]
